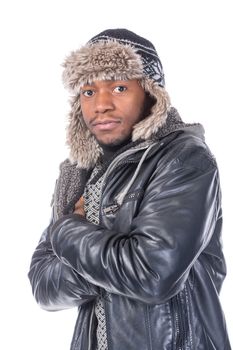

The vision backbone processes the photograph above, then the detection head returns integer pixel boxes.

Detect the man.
[28,29,231,349]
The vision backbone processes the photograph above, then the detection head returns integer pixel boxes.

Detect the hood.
[62,40,171,169]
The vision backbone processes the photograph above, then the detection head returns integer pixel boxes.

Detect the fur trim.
[62,41,143,93]
[133,79,170,141]
[63,40,171,169]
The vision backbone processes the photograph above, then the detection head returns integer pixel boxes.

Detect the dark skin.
[74,196,85,216]
[74,79,155,216]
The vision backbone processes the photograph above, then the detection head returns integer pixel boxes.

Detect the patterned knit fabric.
[83,165,108,350]
[83,165,104,226]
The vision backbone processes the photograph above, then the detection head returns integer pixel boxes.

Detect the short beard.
[95,134,131,148]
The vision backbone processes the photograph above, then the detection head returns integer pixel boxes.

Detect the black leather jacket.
[28,127,231,349]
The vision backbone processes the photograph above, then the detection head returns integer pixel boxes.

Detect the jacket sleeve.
[28,219,100,311]
[50,147,221,305]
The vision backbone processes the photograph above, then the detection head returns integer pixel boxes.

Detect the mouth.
[91,119,121,131]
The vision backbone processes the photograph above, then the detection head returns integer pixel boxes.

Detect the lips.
[91,119,121,131]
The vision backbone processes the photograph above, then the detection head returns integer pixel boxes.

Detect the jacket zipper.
[171,292,189,350]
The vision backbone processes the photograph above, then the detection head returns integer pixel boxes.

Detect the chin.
[97,136,130,148]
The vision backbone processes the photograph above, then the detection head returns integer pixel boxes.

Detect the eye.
[113,86,127,93]
[81,89,95,97]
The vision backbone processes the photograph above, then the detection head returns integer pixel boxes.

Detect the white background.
[0,0,232,349]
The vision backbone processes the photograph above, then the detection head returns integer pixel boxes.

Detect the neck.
[99,138,131,163]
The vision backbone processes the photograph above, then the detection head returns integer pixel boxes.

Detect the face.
[80,79,146,146]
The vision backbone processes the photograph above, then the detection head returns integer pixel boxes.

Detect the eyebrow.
[82,80,129,88]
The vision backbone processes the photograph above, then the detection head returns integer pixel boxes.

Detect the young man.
[28,29,231,349]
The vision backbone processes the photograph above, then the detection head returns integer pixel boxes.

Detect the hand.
[74,196,85,217]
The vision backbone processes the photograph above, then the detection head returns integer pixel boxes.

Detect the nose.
[94,91,114,114]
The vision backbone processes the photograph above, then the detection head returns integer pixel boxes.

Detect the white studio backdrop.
[0,0,232,349]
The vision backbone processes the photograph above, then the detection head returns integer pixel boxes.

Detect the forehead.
[81,79,142,89]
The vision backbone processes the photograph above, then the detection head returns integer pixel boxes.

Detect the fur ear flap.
[132,79,171,141]
[66,96,102,167]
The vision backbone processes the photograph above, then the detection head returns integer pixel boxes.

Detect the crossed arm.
[28,150,221,310]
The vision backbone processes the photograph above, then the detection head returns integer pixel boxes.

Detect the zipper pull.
[103,204,119,215]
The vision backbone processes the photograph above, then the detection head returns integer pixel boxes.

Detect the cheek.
[80,104,91,125]
[81,111,88,126]
[123,99,145,125]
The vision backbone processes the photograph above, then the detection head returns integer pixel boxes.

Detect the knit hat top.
[88,28,165,87]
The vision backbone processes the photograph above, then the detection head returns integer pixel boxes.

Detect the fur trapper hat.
[62,28,171,168]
